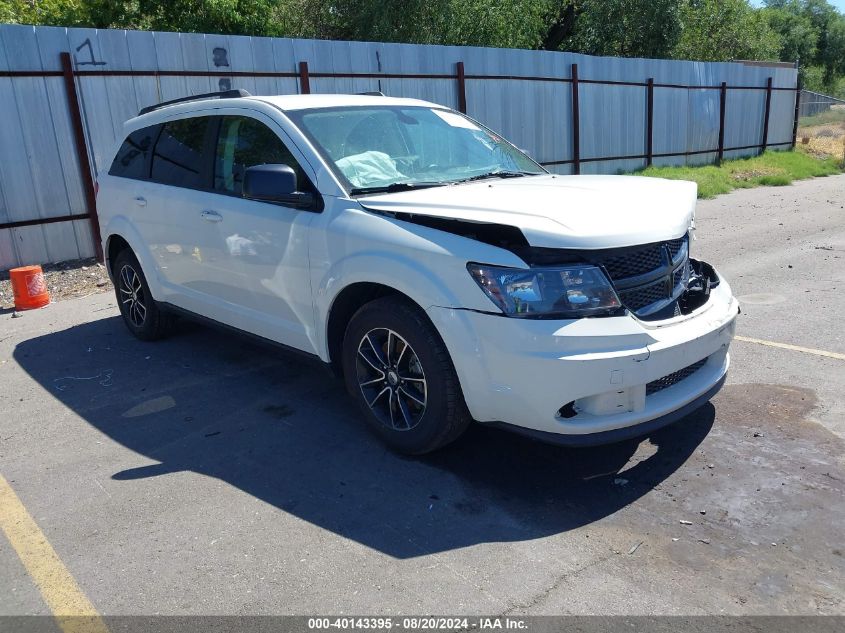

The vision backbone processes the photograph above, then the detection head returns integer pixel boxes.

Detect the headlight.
[467,263,622,318]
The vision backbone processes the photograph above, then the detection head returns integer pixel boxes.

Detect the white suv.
[98,90,738,454]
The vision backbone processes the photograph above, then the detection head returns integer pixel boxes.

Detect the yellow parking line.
[735,335,845,361]
[0,475,109,633]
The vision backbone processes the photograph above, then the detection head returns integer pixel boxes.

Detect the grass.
[637,149,842,199]
[798,108,845,128]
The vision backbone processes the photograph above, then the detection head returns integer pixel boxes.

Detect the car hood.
[359,174,697,249]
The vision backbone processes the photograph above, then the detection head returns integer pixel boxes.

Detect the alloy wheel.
[356,328,427,431]
[119,264,147,328]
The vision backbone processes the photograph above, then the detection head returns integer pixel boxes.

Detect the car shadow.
[13,315,714,558]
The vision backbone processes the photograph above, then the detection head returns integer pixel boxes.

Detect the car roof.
[128,93,443,128]
[253,93,440,111]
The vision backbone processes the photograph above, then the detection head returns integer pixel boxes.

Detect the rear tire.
[112,249,173,341]
[342,296,471,454]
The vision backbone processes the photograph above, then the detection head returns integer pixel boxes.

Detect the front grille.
[667,237,686,259]
[618,283,667,311]
[593,234,689,318]
[646,357,707,396]
[601,245,663,279]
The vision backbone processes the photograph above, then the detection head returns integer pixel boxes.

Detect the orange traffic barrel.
[9,265,51,310]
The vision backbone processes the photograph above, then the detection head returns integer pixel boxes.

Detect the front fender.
[310,206,526,360]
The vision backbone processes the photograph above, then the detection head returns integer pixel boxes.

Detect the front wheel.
[342,296,471,454]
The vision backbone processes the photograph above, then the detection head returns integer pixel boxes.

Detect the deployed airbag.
[336,151,406,188]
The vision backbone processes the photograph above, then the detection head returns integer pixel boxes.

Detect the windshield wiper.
[349,181,444,196]
[459,170,537,183]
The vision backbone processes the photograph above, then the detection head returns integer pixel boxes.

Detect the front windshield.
[287,105,545,194]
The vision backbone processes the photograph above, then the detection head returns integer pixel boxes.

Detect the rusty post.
[60,52,103,262]
[571,63,580,175]
[761,76,772,153]
[298,61,311,94]
[456,61,467,114]
[646,78,654,167]
[717,81,727,165]
[791,78,802,149]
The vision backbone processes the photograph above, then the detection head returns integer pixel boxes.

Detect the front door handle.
[134,196,147,207]
[200,210,223,223]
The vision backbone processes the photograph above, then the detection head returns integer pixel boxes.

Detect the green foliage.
[764,0,845,93]
[304,0,554,48]
[1,0,844,92]
[673,0,782,62]
[639,150,842,198]
[762,2,818,64]
[568,0,682,58]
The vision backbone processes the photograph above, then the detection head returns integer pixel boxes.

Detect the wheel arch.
[325,282,437,378]
[101,219,163,300]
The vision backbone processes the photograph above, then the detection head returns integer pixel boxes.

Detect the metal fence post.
[60,52,103,262]
[792,79,802,149]
[717,81,727,165]
[761,76,772,153]
[571,63,580,175]
[646,78,654,167]
[456,61,467,113]
[298,61,311,94]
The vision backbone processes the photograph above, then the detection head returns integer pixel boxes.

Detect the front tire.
[112,249,172,341]
[342,296,471,454]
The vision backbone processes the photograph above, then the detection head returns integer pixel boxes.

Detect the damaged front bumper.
[427,262,739,445]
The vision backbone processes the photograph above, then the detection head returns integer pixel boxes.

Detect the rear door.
[140,114,246,317]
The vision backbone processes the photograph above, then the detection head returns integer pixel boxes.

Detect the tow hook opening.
[678,259,720,315]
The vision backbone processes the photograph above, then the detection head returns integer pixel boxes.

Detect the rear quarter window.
[109,125,160,179]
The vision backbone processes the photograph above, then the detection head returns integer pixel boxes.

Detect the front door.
[196,113,318,353]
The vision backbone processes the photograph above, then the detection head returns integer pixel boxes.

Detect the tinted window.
[151,117,210,188]
[109,125,159,179]
[214,116,311,196]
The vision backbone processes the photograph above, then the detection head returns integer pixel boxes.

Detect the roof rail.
[138,89,252,116]
[357,91,385,96]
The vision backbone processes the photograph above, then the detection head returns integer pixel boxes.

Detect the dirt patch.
[731,168,779,181]
[798,121,845,161]
[0,257,112,310]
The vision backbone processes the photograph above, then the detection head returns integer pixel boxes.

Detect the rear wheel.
[113,249,172,341]
[342,296,471,454]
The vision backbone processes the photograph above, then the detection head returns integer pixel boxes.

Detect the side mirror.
[243,164,316,208]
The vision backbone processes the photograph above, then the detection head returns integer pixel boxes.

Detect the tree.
[673,0,782,61]
[568,0,683,58]
[762,1,818,64]
[763,0,845,93]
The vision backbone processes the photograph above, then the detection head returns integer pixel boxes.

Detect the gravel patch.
[0,257,112,310]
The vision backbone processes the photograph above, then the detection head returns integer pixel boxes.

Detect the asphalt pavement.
[1,175,843,618]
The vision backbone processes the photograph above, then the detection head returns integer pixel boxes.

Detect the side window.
[214,116,312,196]
[109,125,160,179]
[150,117,211,189]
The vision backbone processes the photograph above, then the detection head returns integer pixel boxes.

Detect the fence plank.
[0,25,801,268]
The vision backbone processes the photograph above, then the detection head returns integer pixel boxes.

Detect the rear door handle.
[134,196,147,207]
[200,210,223,223]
